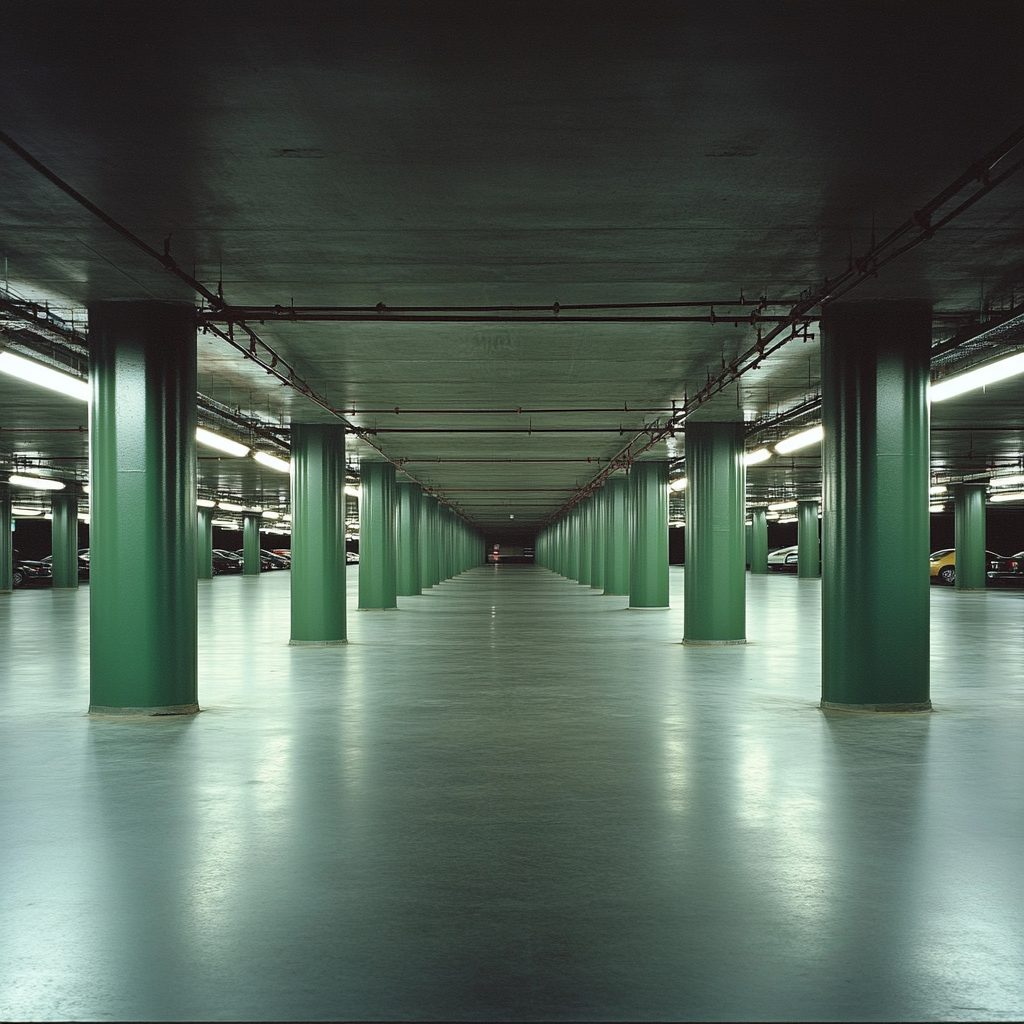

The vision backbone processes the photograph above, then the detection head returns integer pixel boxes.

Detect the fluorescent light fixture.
[344,485,360,497]
[253,451,291,474]
[196,498,217,508]
[262,510,280,519]
[774,424,824,454]
[217,501,245,512]
[765,511,780,520]
[929,351,1024,402]
[989,491,1024,503]
[77,512,89,521]
[196,427,250,458]
[0,351,90,401]
[991,474,1024,487]
[669,478,687,492]
[211,519,236,527]
[11,506,42,516]
[81,483,90,493]
[9,474,66,490]
[778,516,798,523]
[929,485,947,495]
[283,514,292,522]
[744,448,772,466]
[768,500,797,511]
[928,504,946,513]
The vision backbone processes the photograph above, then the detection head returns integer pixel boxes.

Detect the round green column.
[197,508,213,580]
[629,460,669,608]
[397,481,422,596]
[290,423,347,644]
[51,486,80,589]
[88,299,197,716]
[0,483,12,593]
[591,487,605,589]
[566,509,580,581]
[797,499,820,579]
[821,300,931,711]
[749,506,768,574]
[358,461,397,609]
[419,494,437,589]
[243,512,262,575]
[603,474,629,595]
[683,421,746,644]
[578,497,593,586]
[953,483,987,590]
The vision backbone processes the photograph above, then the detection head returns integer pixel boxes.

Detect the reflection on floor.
[0,566,1021,1021]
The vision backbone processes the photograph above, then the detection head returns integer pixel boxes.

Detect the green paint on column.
[629,460,669,608]
[243,513,261,575]
[749,507,768,574]
[578,497,593,586]
[290,423,347,644]
[566,509,580,580]
[419,494,436,589]
[821,300,931,711]
[197,509,213,580]
[745,522,752,568]
[88,300,197,715]
[397,481,423,596]
[797,499,820,578]
[0,483,11,592]
[954,483,986,591]
[591,487,605,589]
[603,475,629,595]
[683,422,746,643]
[359,461,397,609]
[51,487,79,589]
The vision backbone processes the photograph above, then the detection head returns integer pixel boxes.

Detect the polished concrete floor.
[0,566,1021,1022]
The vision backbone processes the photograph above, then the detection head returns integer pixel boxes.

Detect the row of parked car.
[10,548,292,588]
[765,545,1023,586]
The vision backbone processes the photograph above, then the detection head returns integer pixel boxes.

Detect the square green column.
[51,486,80,589]
[197,508,213,580]
[603,474,630,595]
[359,461,397,609]
[397,480,422,596]
[591,487,605,589]
[242,512,262,575]
[629,460,669,608]
[578,497,593,586]
[821,300,931,711]
[290,423,347,644]
[683,422,746,643]
[0,483,12,593]
[953,483,987,591]
[797,499,820,578]
[88,299,198,716]
[749,506,769,574]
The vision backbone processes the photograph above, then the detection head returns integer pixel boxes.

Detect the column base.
[683,638,746,646]
[357,606,399,612]
[289,638,348,646]
[820,700,932,713]
[628,605,669,611]
[89,703,200,717]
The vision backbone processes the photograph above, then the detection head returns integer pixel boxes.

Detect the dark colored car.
[13,560,53,588]
[40,554,90,581]
[232,549,286,571]
[987,551,1024,587]
[212,549,244,574]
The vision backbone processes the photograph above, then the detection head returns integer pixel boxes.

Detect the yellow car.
[929,549,1002,586]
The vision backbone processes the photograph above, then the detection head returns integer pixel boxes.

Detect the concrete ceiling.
[1,2,1023,530]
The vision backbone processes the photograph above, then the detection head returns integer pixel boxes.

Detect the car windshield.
[930,549,953,558]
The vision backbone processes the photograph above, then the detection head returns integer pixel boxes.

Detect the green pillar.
[88,299,197,715]
[953,483,987,591]
[749,506,768,574]
[821,300,931,711]
[683,421,746,644]
[359,461,397,609]
[578,497,593,586]
[591,487,605,589]
[243,512,261,575]
[0,483,11,592]
[397,481,422,596]
[51,486,80,589]
[419,494,437,589]
[566,509,580,580]
[603,474,629,595]
[797,499,820,578]
[197,508,213,580]
[290,423,347,644]
[745,521,752,568]
[629,460,669,608]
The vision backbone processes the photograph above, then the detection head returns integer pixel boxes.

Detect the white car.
[767,545,799,572]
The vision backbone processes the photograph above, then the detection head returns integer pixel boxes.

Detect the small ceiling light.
[989,491,1024,503]
[669,477,687,492]
[196,427,250,458]
[81,483,90,493]
[344,485,360,497]
[196,498,217,508]
[765,511,780,520]
[9,474,66,490]
[77,512,89,521]
[0,350,90,401]
[774,424,824,454]
[262,510,280,519]
[217,501,246,512]
[283,514,292,522]
[11,506,43,516]
[211,519,236,527]
[778,515,798,523]
[929,485,947,495]
[991,473,1024,487]
[929,351,1024,402]
[745,448,772,466]
[768,500,798,511]
[253,451,291,474]
[928,504,946,513]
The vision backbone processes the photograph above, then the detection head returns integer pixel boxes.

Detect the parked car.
[767,545,799,572]
[40,553,90,581]
[212,549,243,574]
[986,551,1024,587]
[12,559,53,588]
[232,548,285,571]
[929,549,1004,586]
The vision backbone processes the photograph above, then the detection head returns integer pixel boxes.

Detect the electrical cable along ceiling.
[0,3,1023,531]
